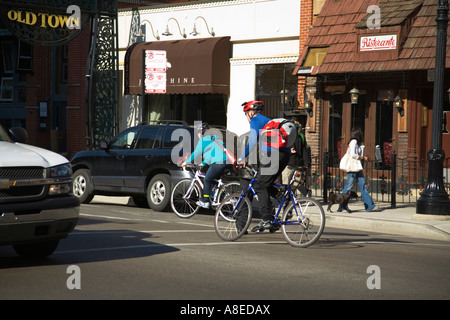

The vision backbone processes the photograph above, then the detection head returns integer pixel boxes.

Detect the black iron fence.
[307,151,450,208]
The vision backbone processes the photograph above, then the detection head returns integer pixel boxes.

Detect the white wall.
[118,0,300,134]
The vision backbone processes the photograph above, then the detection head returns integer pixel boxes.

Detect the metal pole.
[416,0,450,216]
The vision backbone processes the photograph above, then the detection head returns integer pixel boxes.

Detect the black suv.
[70,120,236,211]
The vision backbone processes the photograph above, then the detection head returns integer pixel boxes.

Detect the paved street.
[1,200,450,304]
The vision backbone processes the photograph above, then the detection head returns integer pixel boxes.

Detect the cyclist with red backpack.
[237,100,292,232]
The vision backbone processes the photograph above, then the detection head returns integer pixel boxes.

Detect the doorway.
[375,100,393,168]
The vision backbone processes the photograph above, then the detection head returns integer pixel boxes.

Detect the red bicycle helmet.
[242,100,264,112]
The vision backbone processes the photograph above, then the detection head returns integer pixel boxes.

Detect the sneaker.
[251,220,278,233]
[196,200,210,209]
[367,205,376,212]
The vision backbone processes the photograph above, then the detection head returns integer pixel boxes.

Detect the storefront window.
[144,94,227,126]
[255,63,298,119]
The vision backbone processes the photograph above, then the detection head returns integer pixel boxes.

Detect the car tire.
[13,240,60,258]
[147,173,171,211]
[73,169,94,203]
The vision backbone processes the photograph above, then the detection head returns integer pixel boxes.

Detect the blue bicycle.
[214,165,325,247]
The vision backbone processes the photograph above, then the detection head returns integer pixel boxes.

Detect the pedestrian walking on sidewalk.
[341,127,376,212]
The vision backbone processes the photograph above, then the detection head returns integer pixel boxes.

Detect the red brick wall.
[297,0,314,107]
[66,25,91,158]
[25,25,90,159]
[25,46,52,149]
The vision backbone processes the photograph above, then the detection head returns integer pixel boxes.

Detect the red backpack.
[261,118,297,149]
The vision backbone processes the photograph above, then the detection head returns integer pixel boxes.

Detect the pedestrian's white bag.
[339,147,363,172]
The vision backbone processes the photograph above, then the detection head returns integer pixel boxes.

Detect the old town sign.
[0,0,93,46]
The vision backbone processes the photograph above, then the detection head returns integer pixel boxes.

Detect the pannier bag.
[261,118,297,149]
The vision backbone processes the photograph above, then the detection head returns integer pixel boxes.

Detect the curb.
[325,213,450,242]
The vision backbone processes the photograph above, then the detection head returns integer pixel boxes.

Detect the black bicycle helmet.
[242,100,264,112]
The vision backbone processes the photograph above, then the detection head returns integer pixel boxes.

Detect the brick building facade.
[295,0,450,169]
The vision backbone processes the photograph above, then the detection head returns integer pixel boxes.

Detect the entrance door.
[375,100,393,168]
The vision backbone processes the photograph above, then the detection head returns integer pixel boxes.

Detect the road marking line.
[80,212,212,227]
[55,241,286,254]
[71,230,215,235]
[80,213,143,221]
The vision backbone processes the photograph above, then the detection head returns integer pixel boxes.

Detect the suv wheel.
[73,169,94,203]
[147,173,171,211]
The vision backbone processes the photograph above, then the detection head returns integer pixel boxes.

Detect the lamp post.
[416,0,450,216]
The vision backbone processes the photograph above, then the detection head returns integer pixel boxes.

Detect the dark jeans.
[202,163,230,201]
[254,150,290,221]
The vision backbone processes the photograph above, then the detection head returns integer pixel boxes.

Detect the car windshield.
[0,125,11,142]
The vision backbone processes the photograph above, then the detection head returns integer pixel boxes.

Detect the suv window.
[162,126,189,148]
[110,128,139,150]
[136,127,161,149]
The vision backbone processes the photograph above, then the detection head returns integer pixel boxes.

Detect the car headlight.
[49,164,72,195]
[50,164,72,177]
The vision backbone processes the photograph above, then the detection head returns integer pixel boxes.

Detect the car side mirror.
[100,141,108,150]
[9,127,28,144]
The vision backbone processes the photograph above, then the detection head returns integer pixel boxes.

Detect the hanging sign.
[0,2,91,46]
[360,34,397,51]
[144,50,167,93]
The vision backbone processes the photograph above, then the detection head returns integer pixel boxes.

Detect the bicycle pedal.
[251,225,264,233]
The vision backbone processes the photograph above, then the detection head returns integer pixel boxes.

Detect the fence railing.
[307,151,450,208]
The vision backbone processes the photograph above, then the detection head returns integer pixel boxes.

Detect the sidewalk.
[324,201,450,242]
[91,195,450,242]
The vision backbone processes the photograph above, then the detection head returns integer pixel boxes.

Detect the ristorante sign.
[360,34,397,51]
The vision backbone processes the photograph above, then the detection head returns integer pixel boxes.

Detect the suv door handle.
[116,155,124,160]
[145,155,153,160]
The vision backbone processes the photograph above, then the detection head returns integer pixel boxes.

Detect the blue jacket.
[185,135,227,166]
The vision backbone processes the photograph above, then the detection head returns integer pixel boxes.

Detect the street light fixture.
[137,19,160,41]
[304,97,313,117]
[349,87,360,104]
[162,18,186,38]
[394,95,404,116]
[190,16,215,37]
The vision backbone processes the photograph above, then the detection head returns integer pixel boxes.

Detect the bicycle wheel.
[281,197,325,248]
[170,179,201,218]
[217,181,241,203]
[214,193,252,241]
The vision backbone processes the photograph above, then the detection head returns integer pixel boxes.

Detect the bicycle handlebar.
[180,163,204,171]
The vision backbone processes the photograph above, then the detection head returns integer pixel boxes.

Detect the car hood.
[0,141,69,168]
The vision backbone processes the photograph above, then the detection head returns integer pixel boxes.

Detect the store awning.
[124,37,231,95]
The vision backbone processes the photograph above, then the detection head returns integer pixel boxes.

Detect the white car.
[0,125,79,258]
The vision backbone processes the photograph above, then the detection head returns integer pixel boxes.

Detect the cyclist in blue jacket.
[181,122,229,209]
[237,101,291,232]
